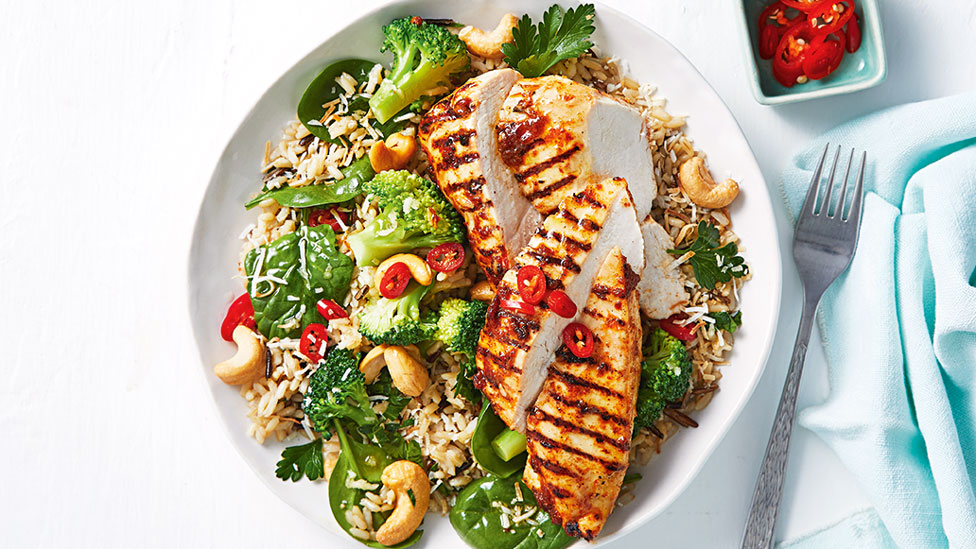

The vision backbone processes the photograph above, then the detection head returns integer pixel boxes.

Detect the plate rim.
[187,0,784,545]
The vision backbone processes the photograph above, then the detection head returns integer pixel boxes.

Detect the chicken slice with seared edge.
[523,245,643,541]
[637,215,688,319]
[496,75,658,220]
[474,177,643,432]
[419,69,542,286]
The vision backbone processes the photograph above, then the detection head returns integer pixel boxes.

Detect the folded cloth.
[778,93,976,548]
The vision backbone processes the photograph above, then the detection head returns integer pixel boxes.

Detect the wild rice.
[232,44,747,514]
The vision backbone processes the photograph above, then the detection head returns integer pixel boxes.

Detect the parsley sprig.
[501,4,596,78]
[668,221,748,290]
[275,438,325,482]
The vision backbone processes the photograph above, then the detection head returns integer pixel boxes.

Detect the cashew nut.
[374,253,433,288]
[374,460,430,546]
[214,325,266,385]
[359,345,429,397]
[369,132,416,172]
[470,280,496,302]
[384,345,429,397]
[360,344,390,383]
[678,156,740,209]
[459,14,518,59]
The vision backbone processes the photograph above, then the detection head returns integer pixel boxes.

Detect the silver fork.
[741,144,867,549]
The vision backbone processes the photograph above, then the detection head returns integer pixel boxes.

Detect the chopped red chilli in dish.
[516,265,547,305]
[299,323,329,363]
[379,262,411,299]
[426,242,465,273]
[499,298,536,316]
[562,322,594,358]
[659,314,698,341]
[221,293,256,341]
[546,290,577,319]
[756,0,861,87]
[308,206,349,232]
[316,298,349,320]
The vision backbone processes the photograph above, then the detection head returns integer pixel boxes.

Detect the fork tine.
[845,151,867,222]
[819,146,841,216]
[801,144,830,216]
[833,149,855,218]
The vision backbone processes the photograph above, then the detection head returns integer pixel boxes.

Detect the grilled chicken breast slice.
[523,246,643,541]
[638,216,688,319]
[419,69,542,286]
[475,177,644,432]
[496,75,658,220]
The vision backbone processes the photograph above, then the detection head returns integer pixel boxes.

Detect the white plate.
[187,1,783,546]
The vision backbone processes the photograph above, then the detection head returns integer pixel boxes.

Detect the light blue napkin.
[778,93,976,548]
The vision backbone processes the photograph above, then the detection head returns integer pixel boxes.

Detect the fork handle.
[741,297,818,549]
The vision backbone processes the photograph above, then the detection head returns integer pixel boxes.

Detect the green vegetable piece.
[450,476,575,549]
[453,358,481,405]
[712,310,743,333]
[634,329,693,433]
[368,369,413,421]
[275,438,324,482]
[368,17,470,124]
[667,221,749,290]
[491,429,527,462]
[244,155,375,210]
[622,472,642,485]
[244,224,353,339]
[346,169,466,267]
[302,348,378,435]
[329,421,423,548]
[501,4,596,78]
[471,401,526,477]
[357,281,437,346]
[434,298,489,358]
[297,58,409,143]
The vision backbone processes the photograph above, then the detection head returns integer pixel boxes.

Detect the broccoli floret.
[346,170,466,266]
[357,281,437,346]
[368,16,470,123]
[634,329,693,433]
[434,298,488,358]
[302,348,377,435]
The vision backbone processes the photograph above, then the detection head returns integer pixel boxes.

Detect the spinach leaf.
[712,310,742,333]
[244,154,374,210]
[329,421,423,548]
[244,224,353,339]
[471,401,527,478]
[450,476,574,549]
[297,58,408,143]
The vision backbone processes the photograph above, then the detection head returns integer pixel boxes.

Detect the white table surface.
[1,1,972,547]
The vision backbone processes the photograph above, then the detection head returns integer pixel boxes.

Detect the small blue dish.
[736,0,886,105]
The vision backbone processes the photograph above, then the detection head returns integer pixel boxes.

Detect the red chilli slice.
[516,265,547,305]
[379,262,411,299]
[562,322,594,358]
[546,290,577,318]
[316,298,348,320]
[660,315,698,341]
[299,323,329,363]
[499,298,535,316]
[221,293,256,341]
[308,206,349,232]
[427,242,465,273]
